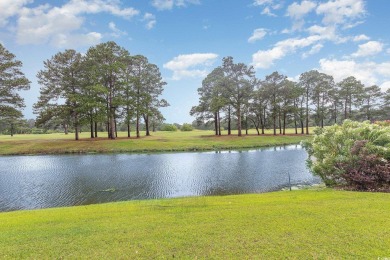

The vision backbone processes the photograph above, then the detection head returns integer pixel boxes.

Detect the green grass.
[0,129,310,155]
[0,189,389,258]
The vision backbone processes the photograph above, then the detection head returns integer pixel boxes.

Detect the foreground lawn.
[0,189,389,258]
[0,129,310,155]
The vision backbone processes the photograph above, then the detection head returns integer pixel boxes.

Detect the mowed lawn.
[0,189,389,258]
[0,129,311,155]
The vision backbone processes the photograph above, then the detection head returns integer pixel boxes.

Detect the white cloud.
[316,0,365,26]
[51,32,102,48]
[0,0,32,27]
[252,34,323,69]
[253,0,273,6]
[351,41,383,58]
[319,58,390,87]
[254,0,282,16]
[380,81,390,91]
[353,34,370,42]
[151,0,200,11]
[143,13,156,29]
[163,53,218,80]
[108,22,127,37]
[302,43,323,59]
[248,28,267,43]
[287,0,316,30]
[261,7,277,17]
[13,0,139,47]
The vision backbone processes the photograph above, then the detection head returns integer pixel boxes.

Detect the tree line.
[191,56,390,136]
[0,42,169,140]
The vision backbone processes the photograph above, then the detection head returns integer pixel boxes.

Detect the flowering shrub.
[303,120,390,191]
[374,120,390,127]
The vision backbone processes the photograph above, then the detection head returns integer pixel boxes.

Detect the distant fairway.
[0,129,311,155]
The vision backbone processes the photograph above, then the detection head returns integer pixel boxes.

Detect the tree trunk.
[250,118,260,135]
[262,107,266,135]
[74,113,79,141]
[217,111,221,136]
[90,113,94,138]
[127,121,131,138]
[245,115,248,135]
[214,112,218,135]
[136,109,140,138]
[279,110,282,134]
[114,116,118,138]
[95,122,98,138]
[306,91,309,135]
[237,106,242,136]
[344,100,348,119]
[145,115,150,136]
[10,123,14,137]
[273,113,276,135]
[283,112,286,135]
[228,106,231,135]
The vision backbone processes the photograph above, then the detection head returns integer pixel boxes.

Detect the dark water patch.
[0,145,320,212]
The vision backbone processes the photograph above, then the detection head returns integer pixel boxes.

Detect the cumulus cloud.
[108,22,127,37]
[302,43,323,59]
[0,0,32,27]
[316,0,366,26]
[143,13,156,30]
[6,0,139,47]
[319,58,390,88]
[261,7,277,17]
[253,0,282,17]
[151,0,200,11]
[163,53,218,80]
[351,41,383,58]
[248,28,267,43]
[353,34,370,42]
[287,0,317,31]
[51,32,102,48]
[253,0,273,6]
[252,35,324,69]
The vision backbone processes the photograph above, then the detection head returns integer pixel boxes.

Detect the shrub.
[160,124,177,131]
[303,120,390,191]
[338,141,390,191]
[181,123,193,131]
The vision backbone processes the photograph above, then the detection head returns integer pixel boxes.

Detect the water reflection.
[0,145,320,212]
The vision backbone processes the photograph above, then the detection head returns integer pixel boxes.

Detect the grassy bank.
[0,189,389,258]
[0,129,310,155]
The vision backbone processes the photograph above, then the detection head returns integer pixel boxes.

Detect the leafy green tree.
[311,72,334,128]
[249,80,268,135]
[140,61,168,136]
[262,72,286,135]
[86,41,128,139]
[127,55,151,138]
[35,49,85,140]
[299,70,320,134]
[222,56,255,136]
[382,89,390,119]
[360,85,382,121]
[338,76,364,120]
[328,84,342,124]
[0,43,30,135]
[191,67,228,135]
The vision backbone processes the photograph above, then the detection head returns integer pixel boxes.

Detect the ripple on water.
[0,145,321,212]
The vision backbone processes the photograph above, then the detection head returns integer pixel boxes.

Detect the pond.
[0,145,321,212]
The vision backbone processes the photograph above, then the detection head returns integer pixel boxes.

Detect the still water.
[0,145,320,212]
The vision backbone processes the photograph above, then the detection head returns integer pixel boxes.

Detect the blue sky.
[1,0,390,123]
